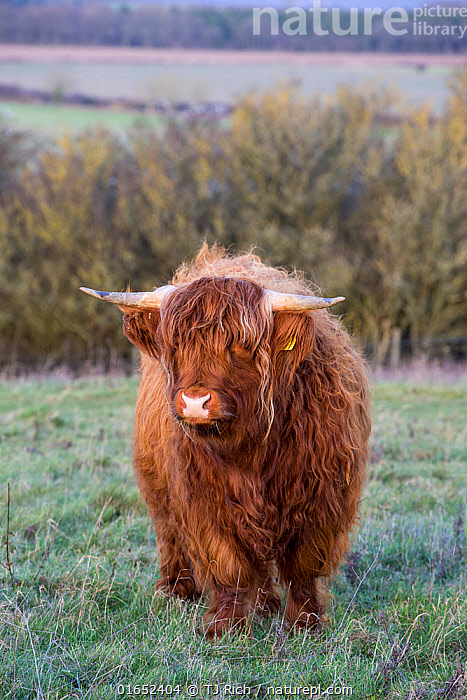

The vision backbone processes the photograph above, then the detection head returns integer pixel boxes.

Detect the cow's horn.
[266,289,345,311]
[80,284,344,312]
[79,285,176,309]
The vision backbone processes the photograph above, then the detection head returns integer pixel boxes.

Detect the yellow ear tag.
[282,337,296,352]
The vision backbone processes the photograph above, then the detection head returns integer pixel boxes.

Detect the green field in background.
[1,376,466,697]
[0,100,164,135]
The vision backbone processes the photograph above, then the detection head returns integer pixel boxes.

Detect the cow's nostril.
[181,392,212,419]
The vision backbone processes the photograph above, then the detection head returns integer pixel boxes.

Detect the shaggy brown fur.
[121,244,371,638]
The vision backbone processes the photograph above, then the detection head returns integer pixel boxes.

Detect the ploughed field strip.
[0,46,462,114]
[0,371,466,695]
[0,45,466,66]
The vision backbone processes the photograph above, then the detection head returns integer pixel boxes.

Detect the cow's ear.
[121,308,161,358]
[271,311,315,380]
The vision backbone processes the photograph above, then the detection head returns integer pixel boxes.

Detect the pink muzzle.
[181,392,211,419]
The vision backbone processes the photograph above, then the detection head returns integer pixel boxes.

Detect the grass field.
[1,375,466,698]
[0,101,164,136]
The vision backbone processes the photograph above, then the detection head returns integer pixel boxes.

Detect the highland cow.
[81,246,370,638]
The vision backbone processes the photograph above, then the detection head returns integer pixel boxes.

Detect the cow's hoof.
[286,596,326,632]
[203,608,250,639]
[156,573,200,601]
[255,588,281,617]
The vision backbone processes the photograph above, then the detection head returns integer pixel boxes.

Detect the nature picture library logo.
[252,3,467,38]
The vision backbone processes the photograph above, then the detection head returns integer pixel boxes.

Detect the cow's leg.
[195,540,258,638]
[134,460,200,601]
[284,577,326,630]
[203,583,251,638]
[254,566,281,617]
[278,542,328,630]
[156,530,200,601]
[204,571,280,635]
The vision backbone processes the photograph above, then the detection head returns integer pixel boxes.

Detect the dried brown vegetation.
[1,79,466,368]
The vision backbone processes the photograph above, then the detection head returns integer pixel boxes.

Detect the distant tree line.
[1,79,466,369]
[0,3,465,53]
